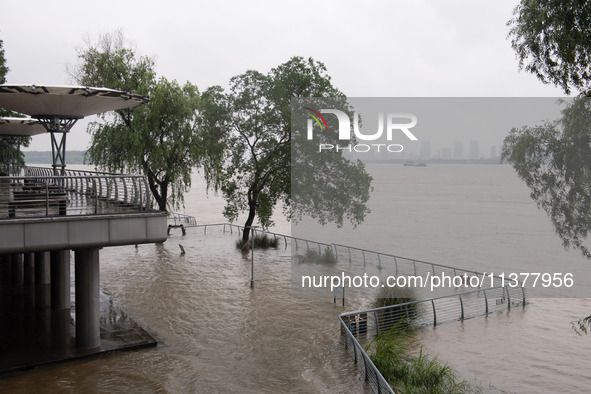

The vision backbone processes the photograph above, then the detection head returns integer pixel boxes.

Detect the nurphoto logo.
[304,107,418,153]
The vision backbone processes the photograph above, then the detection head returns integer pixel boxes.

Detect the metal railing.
[0,166,152,219]
[173,222,527,393]
[173,223,524,297]
[339,285,525,393]
[340,320,394,394]
[167,212,197,226]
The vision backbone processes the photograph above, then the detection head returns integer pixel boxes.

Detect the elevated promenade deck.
[0,167,167,371]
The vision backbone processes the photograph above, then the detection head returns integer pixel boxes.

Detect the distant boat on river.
[403,161,427,167]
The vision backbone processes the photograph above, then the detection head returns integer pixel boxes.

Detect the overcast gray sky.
[2,0,567,151]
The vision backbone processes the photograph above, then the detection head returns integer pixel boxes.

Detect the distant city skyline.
[343,138,503,162]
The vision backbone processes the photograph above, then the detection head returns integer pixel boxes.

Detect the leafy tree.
[502,97,591,258]
[202,57,372,251]
[0,38,29,173]
[507,2,591,331]
[502,97,591,333]
[69,31,209,211]
[507,0,591,95]
[1,39,11,116]
[0,39,7,84]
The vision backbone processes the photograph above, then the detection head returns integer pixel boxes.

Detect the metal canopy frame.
[0,85,149,175]
[36,117,78,176]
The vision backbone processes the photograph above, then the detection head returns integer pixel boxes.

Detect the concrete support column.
[10,253,23,285]
[35,251,50,309]
[50,250,70,310]
[23,253,35,310]
[23,253,34,284]
[9,254,24,314]
[0,254,10,284]
[75,248,100,349]
[0,255,9,309]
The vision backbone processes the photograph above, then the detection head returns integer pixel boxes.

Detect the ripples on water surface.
[2,232,366,393]
[3,164,591,393]
[415,298,591,393]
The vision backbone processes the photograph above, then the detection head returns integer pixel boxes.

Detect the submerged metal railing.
[339,285,525,393]
[340,320,394,394]
[179,223,527,393]
[0,166,151,219]
[167,212,197,226]
[173,223,524,297]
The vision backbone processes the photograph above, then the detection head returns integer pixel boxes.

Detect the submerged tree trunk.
[241,189,258,253]
[145,167,169,212]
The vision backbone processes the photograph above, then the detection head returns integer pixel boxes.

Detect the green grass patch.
[235,233,279,250]
[371,286,421,331]
[368,324,473,393]
[295,246,337,264]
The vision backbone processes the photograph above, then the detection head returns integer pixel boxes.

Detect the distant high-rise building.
[469,140,479,160]
[420,141,431,160]
[453,141,464,160]
[490,145,498,159]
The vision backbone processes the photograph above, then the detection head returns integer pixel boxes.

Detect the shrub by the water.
[371,285,421,330]
[235,233,279,250]
[368,324,472,393]
[295,246,337,264]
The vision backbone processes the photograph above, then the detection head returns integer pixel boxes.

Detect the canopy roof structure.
[0,117,46,176]
[0,117,46,137]
[0,85,149,119]
[0,84,149,175]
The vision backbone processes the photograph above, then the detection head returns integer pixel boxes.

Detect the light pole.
[248,226,259,288]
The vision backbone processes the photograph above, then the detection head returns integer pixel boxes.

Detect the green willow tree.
[506,0,591,333]
[508,0,591,95]
[0,38,28,171]
[69,31,206,211]
[502,98,591,258]
[202,57,372,251]
[0,39,8,87]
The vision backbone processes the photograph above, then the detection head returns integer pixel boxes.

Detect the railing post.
[484,289,489,314]
[139,180,143,212]
[123,176,128,203]
[92,178,98,214]
[45,181,49,216]
[374,310,379,336]
[431,299,437,326]
[459,294,464,320]
[506,286,511,310]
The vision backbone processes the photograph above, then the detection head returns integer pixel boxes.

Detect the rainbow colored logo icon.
[303,107,328,131]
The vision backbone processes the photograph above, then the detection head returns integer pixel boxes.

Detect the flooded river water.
[2,164,591,393]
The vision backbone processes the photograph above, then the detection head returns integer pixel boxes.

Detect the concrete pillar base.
[50,250,70,310]
[75,248,100,349]
[35,251,50,309]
